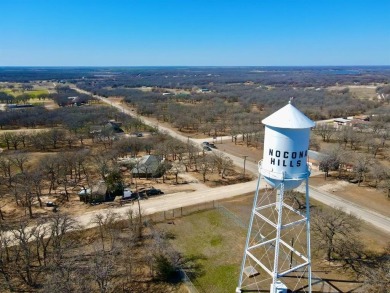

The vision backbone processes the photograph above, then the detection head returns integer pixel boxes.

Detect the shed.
[78,181,113,203]
[334,118,350,125]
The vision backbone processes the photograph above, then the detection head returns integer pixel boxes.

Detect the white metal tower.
[237,101,315,293]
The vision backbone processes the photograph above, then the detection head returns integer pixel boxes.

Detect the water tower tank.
[260,101,315,190]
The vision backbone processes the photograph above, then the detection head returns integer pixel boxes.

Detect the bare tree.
[23,170,45,208]
[369,162,387,188]
[49,213,80,266]
[10,220,44,287]
[361,243,390,292]
[311,207,361,261]
[39,155,61,194]
[379,169,390,199]
[10,151,29,173]
[212,151,234,179]
[90,210,120,252]
[354,154,372,186]
[168,161,184,184]
[315,123,335,142]
[199,153,214,183]
[285,191,306,210]
[90,251,115,293]
[0,133,12,150]
[13,173,35,218]
[0,155,14,187]
[8,132,22,150]
[318,148,341,179]
[47,129,66,149]
[0,225,14,291]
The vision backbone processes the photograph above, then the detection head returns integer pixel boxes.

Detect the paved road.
[72,87,390,233]
[77,180,261,229]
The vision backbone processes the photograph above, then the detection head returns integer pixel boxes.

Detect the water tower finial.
[289,96,294,104]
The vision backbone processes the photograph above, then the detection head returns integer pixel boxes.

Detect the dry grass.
[310,174,390,218]
[326,84,381,100]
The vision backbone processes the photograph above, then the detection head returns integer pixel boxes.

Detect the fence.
[147,201,216,223]
[215,203,247,229]
[179,269,200,293]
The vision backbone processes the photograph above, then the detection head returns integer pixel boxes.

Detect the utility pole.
[243,156,248,177]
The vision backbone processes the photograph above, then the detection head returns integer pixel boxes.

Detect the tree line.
[0,209,201,292]
[286,191,389,292]
[315,117,390,197]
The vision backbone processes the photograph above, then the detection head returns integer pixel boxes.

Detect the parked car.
[146,188,164,196]
[203,146,212,151]
[46,201,56,207]
[208,143,217,149]
[202,141,210,146]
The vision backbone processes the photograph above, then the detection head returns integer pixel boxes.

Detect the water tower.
[237,100,315,293]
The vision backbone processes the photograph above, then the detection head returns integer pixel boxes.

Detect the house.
[333,118,351,129]
[67,96,86,106]
[78,181,109,203]
[90,120,124,137]
[106,120,124,133]
[132,155,162,178]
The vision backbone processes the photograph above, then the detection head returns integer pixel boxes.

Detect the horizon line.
[1,65,390,68]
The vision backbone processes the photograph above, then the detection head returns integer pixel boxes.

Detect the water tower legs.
[237,176,312,292]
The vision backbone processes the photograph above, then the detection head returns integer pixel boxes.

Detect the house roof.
[90,121,124,134]
[262,102,315,129]
[91,181,107,196]
[132,155,161,174]
[334,118,350,124]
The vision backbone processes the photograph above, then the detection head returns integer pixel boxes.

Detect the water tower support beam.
[237,175,262,290]
[272,183,284,292]
[305,177,312,293]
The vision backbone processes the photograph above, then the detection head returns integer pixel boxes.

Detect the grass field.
[326,84,379,100]
[156,193,387,292]
[1,89,49,97]
[157,209,246,293]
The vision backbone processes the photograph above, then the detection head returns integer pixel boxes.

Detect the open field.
[0,127,52,134]
[156,193,388,292]
[326,84,381,100]
[157,208,245,293]
[27,97,59,109]
[1,88,49,97]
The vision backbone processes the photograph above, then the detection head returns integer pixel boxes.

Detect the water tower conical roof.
[262,102,315,129]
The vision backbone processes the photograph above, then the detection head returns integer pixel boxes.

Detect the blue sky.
[0,0,389,66]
